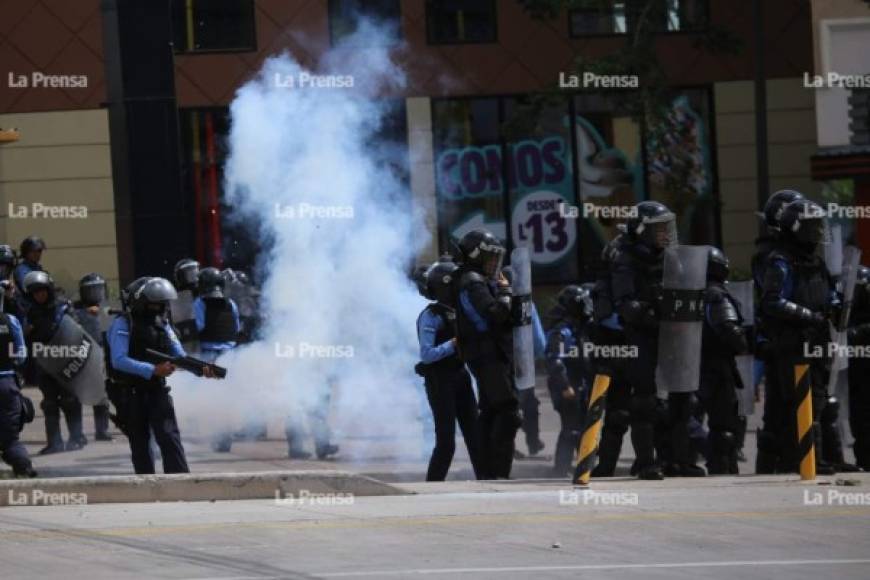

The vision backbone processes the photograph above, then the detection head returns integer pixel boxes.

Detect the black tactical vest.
[114,314,175,386]
[417,303,464,377]
[200,298,237,342]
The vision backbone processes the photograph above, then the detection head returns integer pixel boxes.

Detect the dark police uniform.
[25,300,85,452]
[611,236,665,477]
[700,282,748,474]
[545,317,593,475]
[591,235,633,477]
[107,314,189,474]
[417,302,482,481]
[847,270,870,470]
[0,312,35,476]
[456,268,519,479]
[761,240,837,473]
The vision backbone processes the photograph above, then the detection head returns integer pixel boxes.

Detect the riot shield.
[511,247,536,391]
[828,245,862,394]
[224,279,258,319]
[729,280,756,416]
[656,245,709,397]
[32,314,107,405]
[170,289,197,343]
[824,224,843,278]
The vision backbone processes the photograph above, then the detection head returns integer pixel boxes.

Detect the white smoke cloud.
[172,22,431,462]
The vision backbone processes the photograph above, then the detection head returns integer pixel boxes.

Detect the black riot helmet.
[19,236,46,260]
[23,270,55,304]
[79,272,107,306]
[707,247,730,283]
[458,229,505,279]
[0,245,15,279]
[762,189,804,231]
[425,259,460,306]
[626,201,677,251]
[858,265,870,286]
[557,285,593,321]
[174,258,200,291]
[198,266,225,299]
[780,199,827,249]
[413,264,430,299]
[127,277,178,314]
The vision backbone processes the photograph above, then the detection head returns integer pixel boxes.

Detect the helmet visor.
[641,215,677,250]
[81,282,106,306]
[177,265,199,288]
[796,217,827,246]
[481,247,505,279]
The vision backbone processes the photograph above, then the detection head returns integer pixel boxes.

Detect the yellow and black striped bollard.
[572,374,611,485]
[794,364,816,481]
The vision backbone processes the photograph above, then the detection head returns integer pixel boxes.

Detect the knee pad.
[630,395,658,423]
[821,397,840,425]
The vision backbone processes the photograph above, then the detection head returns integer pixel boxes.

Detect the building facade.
[0,0,832,294]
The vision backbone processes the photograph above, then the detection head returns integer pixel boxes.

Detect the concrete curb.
[0,470,408,507]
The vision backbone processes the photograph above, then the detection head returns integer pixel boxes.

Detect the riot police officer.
[416,258,483,481]
[14,236,46,296]
[107,277,203,474]
[73,273,113,441]
[0,296,36,477]
[546,285,595,476]
[174,259,200,293]
[700,248,748,474]
[760,198,837,475]
[752,189,803,473]
[0,245,24,321]
[589,233,634,477]
[193,267,241,452]
[848,265,870,470]
[455,229,519,479]
[611,201,677,480]
[22,271,86,454]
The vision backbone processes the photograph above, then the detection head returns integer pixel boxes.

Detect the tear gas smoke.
[171,21,431,462]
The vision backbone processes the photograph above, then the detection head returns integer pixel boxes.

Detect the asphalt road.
[1,475,869,580]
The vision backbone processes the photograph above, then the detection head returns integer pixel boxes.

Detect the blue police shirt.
[13,261,41,294]
[0,314,26,376]
[108,316,185,380]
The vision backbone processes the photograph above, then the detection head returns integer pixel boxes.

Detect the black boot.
[94,404,113,441]
[40,407,65,455]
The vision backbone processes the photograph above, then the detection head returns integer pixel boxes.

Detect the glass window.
[432,98,505,256]
[427,0,497,45]
[570,0,707,37]
[171,0,256,53]
[645,89,717,245]
[329,0,402,46]
[572,94,644,274]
